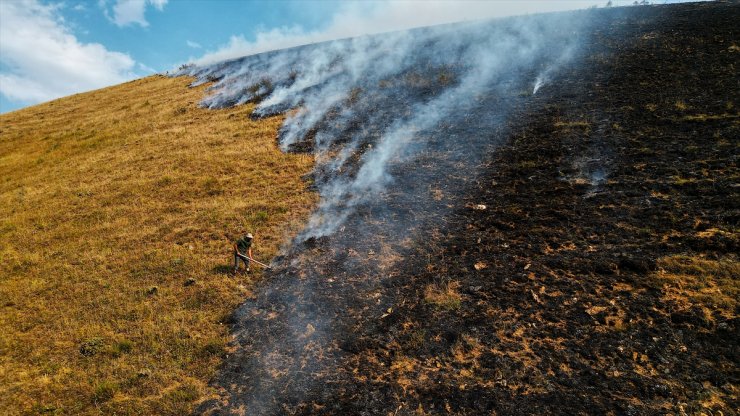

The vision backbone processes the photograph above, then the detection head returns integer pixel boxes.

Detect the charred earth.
[192,2,738,415]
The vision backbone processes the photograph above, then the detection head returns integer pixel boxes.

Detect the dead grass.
[681,112,739,122]
[424,280,462,310]
[674,100,689,111]
[654,255,739,322]
[0,76,317,414]
[553,120,591,129]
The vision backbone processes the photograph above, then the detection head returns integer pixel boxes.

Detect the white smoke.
[179,11,591,239]
[188,1,706,67]
[533,75,547,94]
[185,8,605,414]
[189,1,606,66]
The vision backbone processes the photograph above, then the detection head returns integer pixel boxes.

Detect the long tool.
[249,257,272,270]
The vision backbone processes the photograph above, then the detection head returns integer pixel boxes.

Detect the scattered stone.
[474,261,488,270]
[79,338,104,357]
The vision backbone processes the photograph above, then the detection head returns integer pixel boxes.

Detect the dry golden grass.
[654,255,739,322]
[423,280,462,310]
[552,120,591,129]
[0,76,317,414]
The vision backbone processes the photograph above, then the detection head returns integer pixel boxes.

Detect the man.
[233,232,253,273]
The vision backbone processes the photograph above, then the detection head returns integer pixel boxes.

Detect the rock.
[79,338,104,357]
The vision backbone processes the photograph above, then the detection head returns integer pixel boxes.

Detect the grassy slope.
[0,76,316,414]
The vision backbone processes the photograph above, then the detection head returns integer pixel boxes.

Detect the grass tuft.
[424,280,462,310]
[93,381,117,403]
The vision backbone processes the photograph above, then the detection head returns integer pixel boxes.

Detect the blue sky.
[69,1,338,71]
[0,0,700,113]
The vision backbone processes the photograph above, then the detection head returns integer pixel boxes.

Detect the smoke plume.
[181,12,588,238]
[181,9,595,414]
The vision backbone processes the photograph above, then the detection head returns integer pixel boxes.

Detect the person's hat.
[246,233,253,239]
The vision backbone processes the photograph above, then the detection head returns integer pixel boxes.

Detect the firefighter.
[233,232,253,273]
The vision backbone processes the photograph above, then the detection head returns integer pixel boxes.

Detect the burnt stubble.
[198,2,738,415]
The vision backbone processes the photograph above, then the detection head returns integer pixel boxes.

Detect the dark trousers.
[234,252,250,270]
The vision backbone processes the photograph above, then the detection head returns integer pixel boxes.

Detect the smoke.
[533,74,547,94]
[187,0,704,67]
[188,1,607,66]
[181,12,589,239]
[182,8,596,414]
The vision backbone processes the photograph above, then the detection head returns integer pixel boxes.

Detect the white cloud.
[191,0,602,65]
[149,0,167,10]
[0,0,137,108]
[186,40,202,49]
[105,0,168,27]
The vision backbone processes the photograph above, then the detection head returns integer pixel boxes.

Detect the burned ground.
[198,2,738,415]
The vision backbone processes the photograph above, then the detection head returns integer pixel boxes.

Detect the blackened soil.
[199,2,738,415]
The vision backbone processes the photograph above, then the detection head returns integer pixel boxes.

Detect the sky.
[0,0,702,113]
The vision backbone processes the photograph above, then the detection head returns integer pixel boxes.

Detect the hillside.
[1,1,738,415]
[188,2,738,415]
[0,76,316,414]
